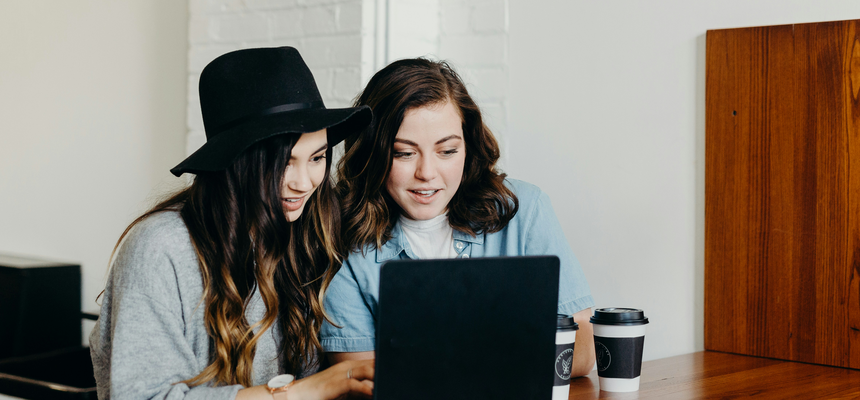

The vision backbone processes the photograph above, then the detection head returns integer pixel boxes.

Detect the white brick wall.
[387,0,440,61]
[186,0,371,157]
[185,0,510,162]
[379,0,509,162]
[439,0,509,163]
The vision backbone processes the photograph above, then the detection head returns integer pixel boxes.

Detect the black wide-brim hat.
[171,46,371,176]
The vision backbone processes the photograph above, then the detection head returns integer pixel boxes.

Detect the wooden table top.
[567,351,860,399]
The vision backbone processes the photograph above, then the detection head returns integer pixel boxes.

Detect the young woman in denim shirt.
[320,58,596,377]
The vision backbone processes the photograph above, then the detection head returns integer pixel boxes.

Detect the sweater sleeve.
[89,213,243,400]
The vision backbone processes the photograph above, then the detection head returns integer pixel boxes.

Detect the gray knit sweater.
[90,211,309,400]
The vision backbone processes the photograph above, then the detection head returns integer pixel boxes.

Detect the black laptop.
[374,256,560,400]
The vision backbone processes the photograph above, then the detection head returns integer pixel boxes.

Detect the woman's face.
[282,129,328,222]
[386,101,466,221]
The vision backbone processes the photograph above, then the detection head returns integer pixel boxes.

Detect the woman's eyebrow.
[393,135,462,147]
[312,144,328,154]
[435,135,462,145]
[394,138,419,146]
[290,143,328,160]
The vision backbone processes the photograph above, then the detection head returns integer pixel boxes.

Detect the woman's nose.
[286,164,313,192]
[414,156,438,181]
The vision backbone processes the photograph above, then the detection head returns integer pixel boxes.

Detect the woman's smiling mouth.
[282,196,305,211]
[408,189,440,204]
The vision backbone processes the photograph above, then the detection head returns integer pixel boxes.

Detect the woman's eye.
[440,149,459,157]
[393,151,414,159]
[311,154,326,163]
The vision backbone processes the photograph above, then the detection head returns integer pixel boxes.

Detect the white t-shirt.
[399,213,458,259]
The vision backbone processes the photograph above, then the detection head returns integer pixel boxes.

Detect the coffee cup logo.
[595,341,611,372]
[555,348,574,380]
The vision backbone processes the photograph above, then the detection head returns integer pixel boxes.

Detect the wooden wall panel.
[846,21,860,369]
[705,20,860,369]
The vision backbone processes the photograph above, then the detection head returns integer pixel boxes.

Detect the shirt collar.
[376,221,410,263]
[375,220,484,263]
[454,229,483,245]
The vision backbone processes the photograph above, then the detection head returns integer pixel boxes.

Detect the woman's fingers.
[346,360,374,381]
[284,359,376,400]
[348,378,374,397]
[341,360,374,398]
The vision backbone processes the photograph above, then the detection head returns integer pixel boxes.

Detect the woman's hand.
[286,359,374,400]
[236,359,374,400]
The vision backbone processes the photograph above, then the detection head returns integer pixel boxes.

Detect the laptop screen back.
[374,256,560,400]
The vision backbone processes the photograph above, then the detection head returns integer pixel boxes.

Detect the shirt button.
[459,254,469,259]
[455,242,464,250]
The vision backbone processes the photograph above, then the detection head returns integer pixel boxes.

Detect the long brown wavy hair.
[337,58,518,251]
[108,134,341,387]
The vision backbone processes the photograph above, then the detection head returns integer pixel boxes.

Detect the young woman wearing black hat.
[320,59,596,378]
[90,47,374,399]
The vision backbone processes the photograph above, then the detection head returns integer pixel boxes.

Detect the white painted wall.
[0,1,188,343]
[506,0,860,361]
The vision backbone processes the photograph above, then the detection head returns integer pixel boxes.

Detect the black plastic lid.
[589,308,649,326]
[557,314,579,331]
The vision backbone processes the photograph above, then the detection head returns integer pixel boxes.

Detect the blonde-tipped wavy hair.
[107,134,342,386]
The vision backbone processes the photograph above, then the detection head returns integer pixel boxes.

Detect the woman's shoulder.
[344,244,381,267]
[122,211,192,255]
[132,209,187,235]
[341,239,394,279]
[111,210,199,290]
[500,178,558,231]
[503,178,546,205]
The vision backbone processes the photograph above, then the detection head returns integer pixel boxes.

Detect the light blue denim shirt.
[321,179,594,353]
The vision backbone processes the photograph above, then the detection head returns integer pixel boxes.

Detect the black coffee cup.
[590,308,649,392]
[553,314,579,400]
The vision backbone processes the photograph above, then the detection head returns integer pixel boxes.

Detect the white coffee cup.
[590,308,649,392]
[552,314,579,400]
